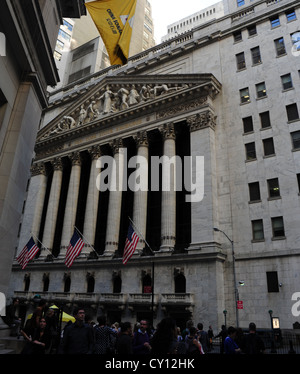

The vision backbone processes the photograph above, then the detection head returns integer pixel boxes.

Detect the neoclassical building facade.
[8,0,300,330]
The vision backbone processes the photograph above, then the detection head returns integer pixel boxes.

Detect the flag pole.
[31,232,54,258]
[128,216,155,326]
[74,226,99,258]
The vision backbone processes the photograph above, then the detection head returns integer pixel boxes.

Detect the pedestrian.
[30,299,47,331]
[184,326,204,355]
[197,323,209,353]
[215,325,227,354]
[116,322,133,354]
[59,307,94,354]
[94,316,118,354]
[224,326,241,354]
[3,298,21,337]
[150,317,178,355]
[31,317,51,354]
[181,320,194,341]
[244,322,265,354]
[132,319,151,354]
[208,325,214,351]
[45,308,58,353]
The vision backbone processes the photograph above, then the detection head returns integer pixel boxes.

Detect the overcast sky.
[150,0,220,42]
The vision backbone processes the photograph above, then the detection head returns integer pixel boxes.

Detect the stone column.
[59,152,82,258]
[42,158,63,258]
[187,110,217,252]
[82,145,102,255]
[104,139,124,256]
[159,123,176,253]
[16,163,47,255]
[132,131,149,253]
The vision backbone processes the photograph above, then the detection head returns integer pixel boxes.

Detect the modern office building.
[9,0,300,332]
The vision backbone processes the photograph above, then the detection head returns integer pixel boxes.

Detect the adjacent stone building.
[9,0,300,331]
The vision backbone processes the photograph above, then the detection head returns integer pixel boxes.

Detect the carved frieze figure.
[128,84,140,106]
[99,85,115,114]
[49,115,75,135]
[87,101,100,122]
[78,104,87,126]
[117,87,129,110]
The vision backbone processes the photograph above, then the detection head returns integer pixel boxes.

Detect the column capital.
[134,131,149,147]
[52,157,63,171]
[88,145,102,160]
[110,138,124,155]
[31,162,46,177]
[69,151,82,166]
[159,122,176,140]
[187,111,216,132]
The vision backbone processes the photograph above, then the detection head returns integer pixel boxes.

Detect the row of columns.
[29,123,177,259]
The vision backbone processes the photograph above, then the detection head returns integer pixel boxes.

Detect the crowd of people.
[3,299,265,355]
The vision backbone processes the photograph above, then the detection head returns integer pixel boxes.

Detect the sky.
[150,0,220,42]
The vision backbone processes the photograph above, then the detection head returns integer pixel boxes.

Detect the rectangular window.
[252,219,264,240]
[251,46,262,64]
[54,50,62,61]
[237,0,245,6]
[274,37,286,56]
[286,103,299,122]
[281,73,293,90]
[240,87,250,103]
[249,182,261,201]
[248,25,257,36]
[291,131,300,150]
[266,272,279,293]
[236,52,246,70]
[297,174,300,193]
[233,30,242,42]
[286,9,296,22]
[63,19,73,32]
[270,15,280,28]
[243,116,253,133]
[256,82,267,98]
[263,138,275,156]
[245,142,256,160]
[267,178,280,198]
[58,29,71,41]
[0,89,8,131]
[260,111,271,129]
[271,216,285,237]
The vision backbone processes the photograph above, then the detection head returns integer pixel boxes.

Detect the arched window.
[175,273,186,293]
[113,276,122,293]
[43,275,49,292]
[24,275,30,292]
[142,274,152,294]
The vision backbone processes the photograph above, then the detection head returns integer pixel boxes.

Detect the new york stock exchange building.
[9,0,300,331]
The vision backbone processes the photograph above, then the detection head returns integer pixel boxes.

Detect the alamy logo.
[96,149,205,203]
[0,33,6,57]
[291,292,300,317]
[0,292,6,316]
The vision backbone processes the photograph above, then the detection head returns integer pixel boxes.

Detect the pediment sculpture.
[40,82,189,140]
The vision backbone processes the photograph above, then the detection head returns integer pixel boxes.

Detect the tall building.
[9,0,300,334]
[0,0,86,301]
[52,0,156,90]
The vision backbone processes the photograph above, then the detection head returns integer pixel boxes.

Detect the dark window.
[281,73,293,90]
[271,216,285,237]
[113,276,122,293]
[266,271,279,292]
[286,9,296,22]
[256,82,267,98]
[291,131,300,150]
[24,276,30,292]
[252,219,264,240]
[245,142,256,160]
[142,274,152,293]
[249,182,261,201]
[274,37,286,56]
[286,103,299,121]
[297,174,300,193]
[248,25,257,36]
[251,46,262,64]
[243,116,253,133]
[43,276,50,292]
[260,111,271,128]
[267,178,280,198]
[175,273,186,293]
[64,277,71,292]
[263,138,275,156]
[270,15,280,28]
[236,52,246,70]
[233,30,242,42]
[87,277,95,293]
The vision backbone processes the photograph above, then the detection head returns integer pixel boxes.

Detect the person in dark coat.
[132,319,151,354]
[116,322,133,354]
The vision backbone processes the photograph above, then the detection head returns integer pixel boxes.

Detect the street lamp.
[214,227,239,327]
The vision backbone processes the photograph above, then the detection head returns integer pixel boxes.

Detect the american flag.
[16,237,39,269]
[65,230,84,268]
[122,223,139,265]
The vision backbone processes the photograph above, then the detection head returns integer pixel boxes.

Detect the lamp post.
[214,227,239,327]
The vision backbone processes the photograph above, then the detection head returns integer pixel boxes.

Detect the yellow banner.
[85,0,137,66]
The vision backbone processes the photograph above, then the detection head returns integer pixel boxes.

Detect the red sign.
[237,301,243,309]
[144,286,152,294]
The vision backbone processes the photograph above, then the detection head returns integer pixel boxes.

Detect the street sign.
[237,300,243,309]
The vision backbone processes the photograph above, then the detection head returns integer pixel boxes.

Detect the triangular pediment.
[37,74,221,144]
